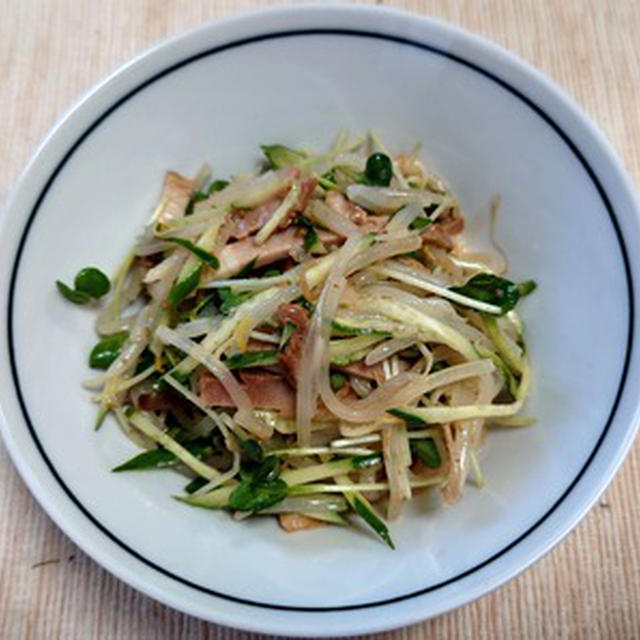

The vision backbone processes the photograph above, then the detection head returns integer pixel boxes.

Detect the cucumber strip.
[172,287,283,377]
[225,350,279,369]
[280,454,381,486]
[287,477,443,493]
[335,474,394,549]
[372,263,502,314]
[165,237,219,270]
[331,320,390,337]
[168,264,201,306]
[113,442,212,472]
[482,314,524,374]
[128,410,220,480]
[175,485,235,509]
[409,438,441,468]
[329,334,386,364]
[388,400,522,425]
[301,511,348,525]
[354,297,478,361]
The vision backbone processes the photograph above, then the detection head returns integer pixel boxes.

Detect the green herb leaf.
[409,216,433,230]
[252,455,281,483]
[188,292,217,320]
[330,372,347,391]
[56,280,91,304]
[230,453,286,512]
[184,476,209,494]
[112,441,212,472]
[228,477,288,512]
[322,169,336,183]
[218,287,254,314]
[450,273,522,315]
[261,144,307,169]
[185,190,208,216]
[304,225,320,253]
[93,404,109,431]
[364,153,393,187]
[225,350,279,369]
[208,180,229,194]
[134,348,155,375]
[410,438,441,468]
[165,237,220,270]
[74,267,110,299]
[518,280,537,297]
[297,215,323,254]
[237,437,264,463]
[168,265,202,307]
[318,170,338,190]
[213,259,258,313]
[89,331,129,370]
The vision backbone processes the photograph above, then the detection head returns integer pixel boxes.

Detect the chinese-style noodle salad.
[57,133,536,547]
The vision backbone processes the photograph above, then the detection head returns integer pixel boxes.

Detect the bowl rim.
[1,4,639,636]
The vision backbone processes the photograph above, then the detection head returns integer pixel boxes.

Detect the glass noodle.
[58,132,536,547]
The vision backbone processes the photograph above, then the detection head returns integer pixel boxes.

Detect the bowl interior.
[7,28,631,610]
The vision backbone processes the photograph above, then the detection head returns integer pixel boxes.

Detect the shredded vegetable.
[58,132,536,547]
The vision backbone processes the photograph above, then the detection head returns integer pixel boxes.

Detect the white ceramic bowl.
[1,5,639,636]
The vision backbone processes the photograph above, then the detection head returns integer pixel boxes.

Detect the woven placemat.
[1,2,638,637]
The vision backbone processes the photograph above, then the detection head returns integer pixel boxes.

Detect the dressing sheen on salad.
[57,133,536,547]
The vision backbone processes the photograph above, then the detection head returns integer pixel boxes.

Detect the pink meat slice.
[277,303,311,382]
[228,198,281,240]
[337,361,386,384]
[325,190,388,234]
[216,227,341,278]
[198,369,296,417]
[155,171,196,225]
[226,177,319,241]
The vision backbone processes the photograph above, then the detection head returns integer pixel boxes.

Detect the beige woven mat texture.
[1,1,639,638]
